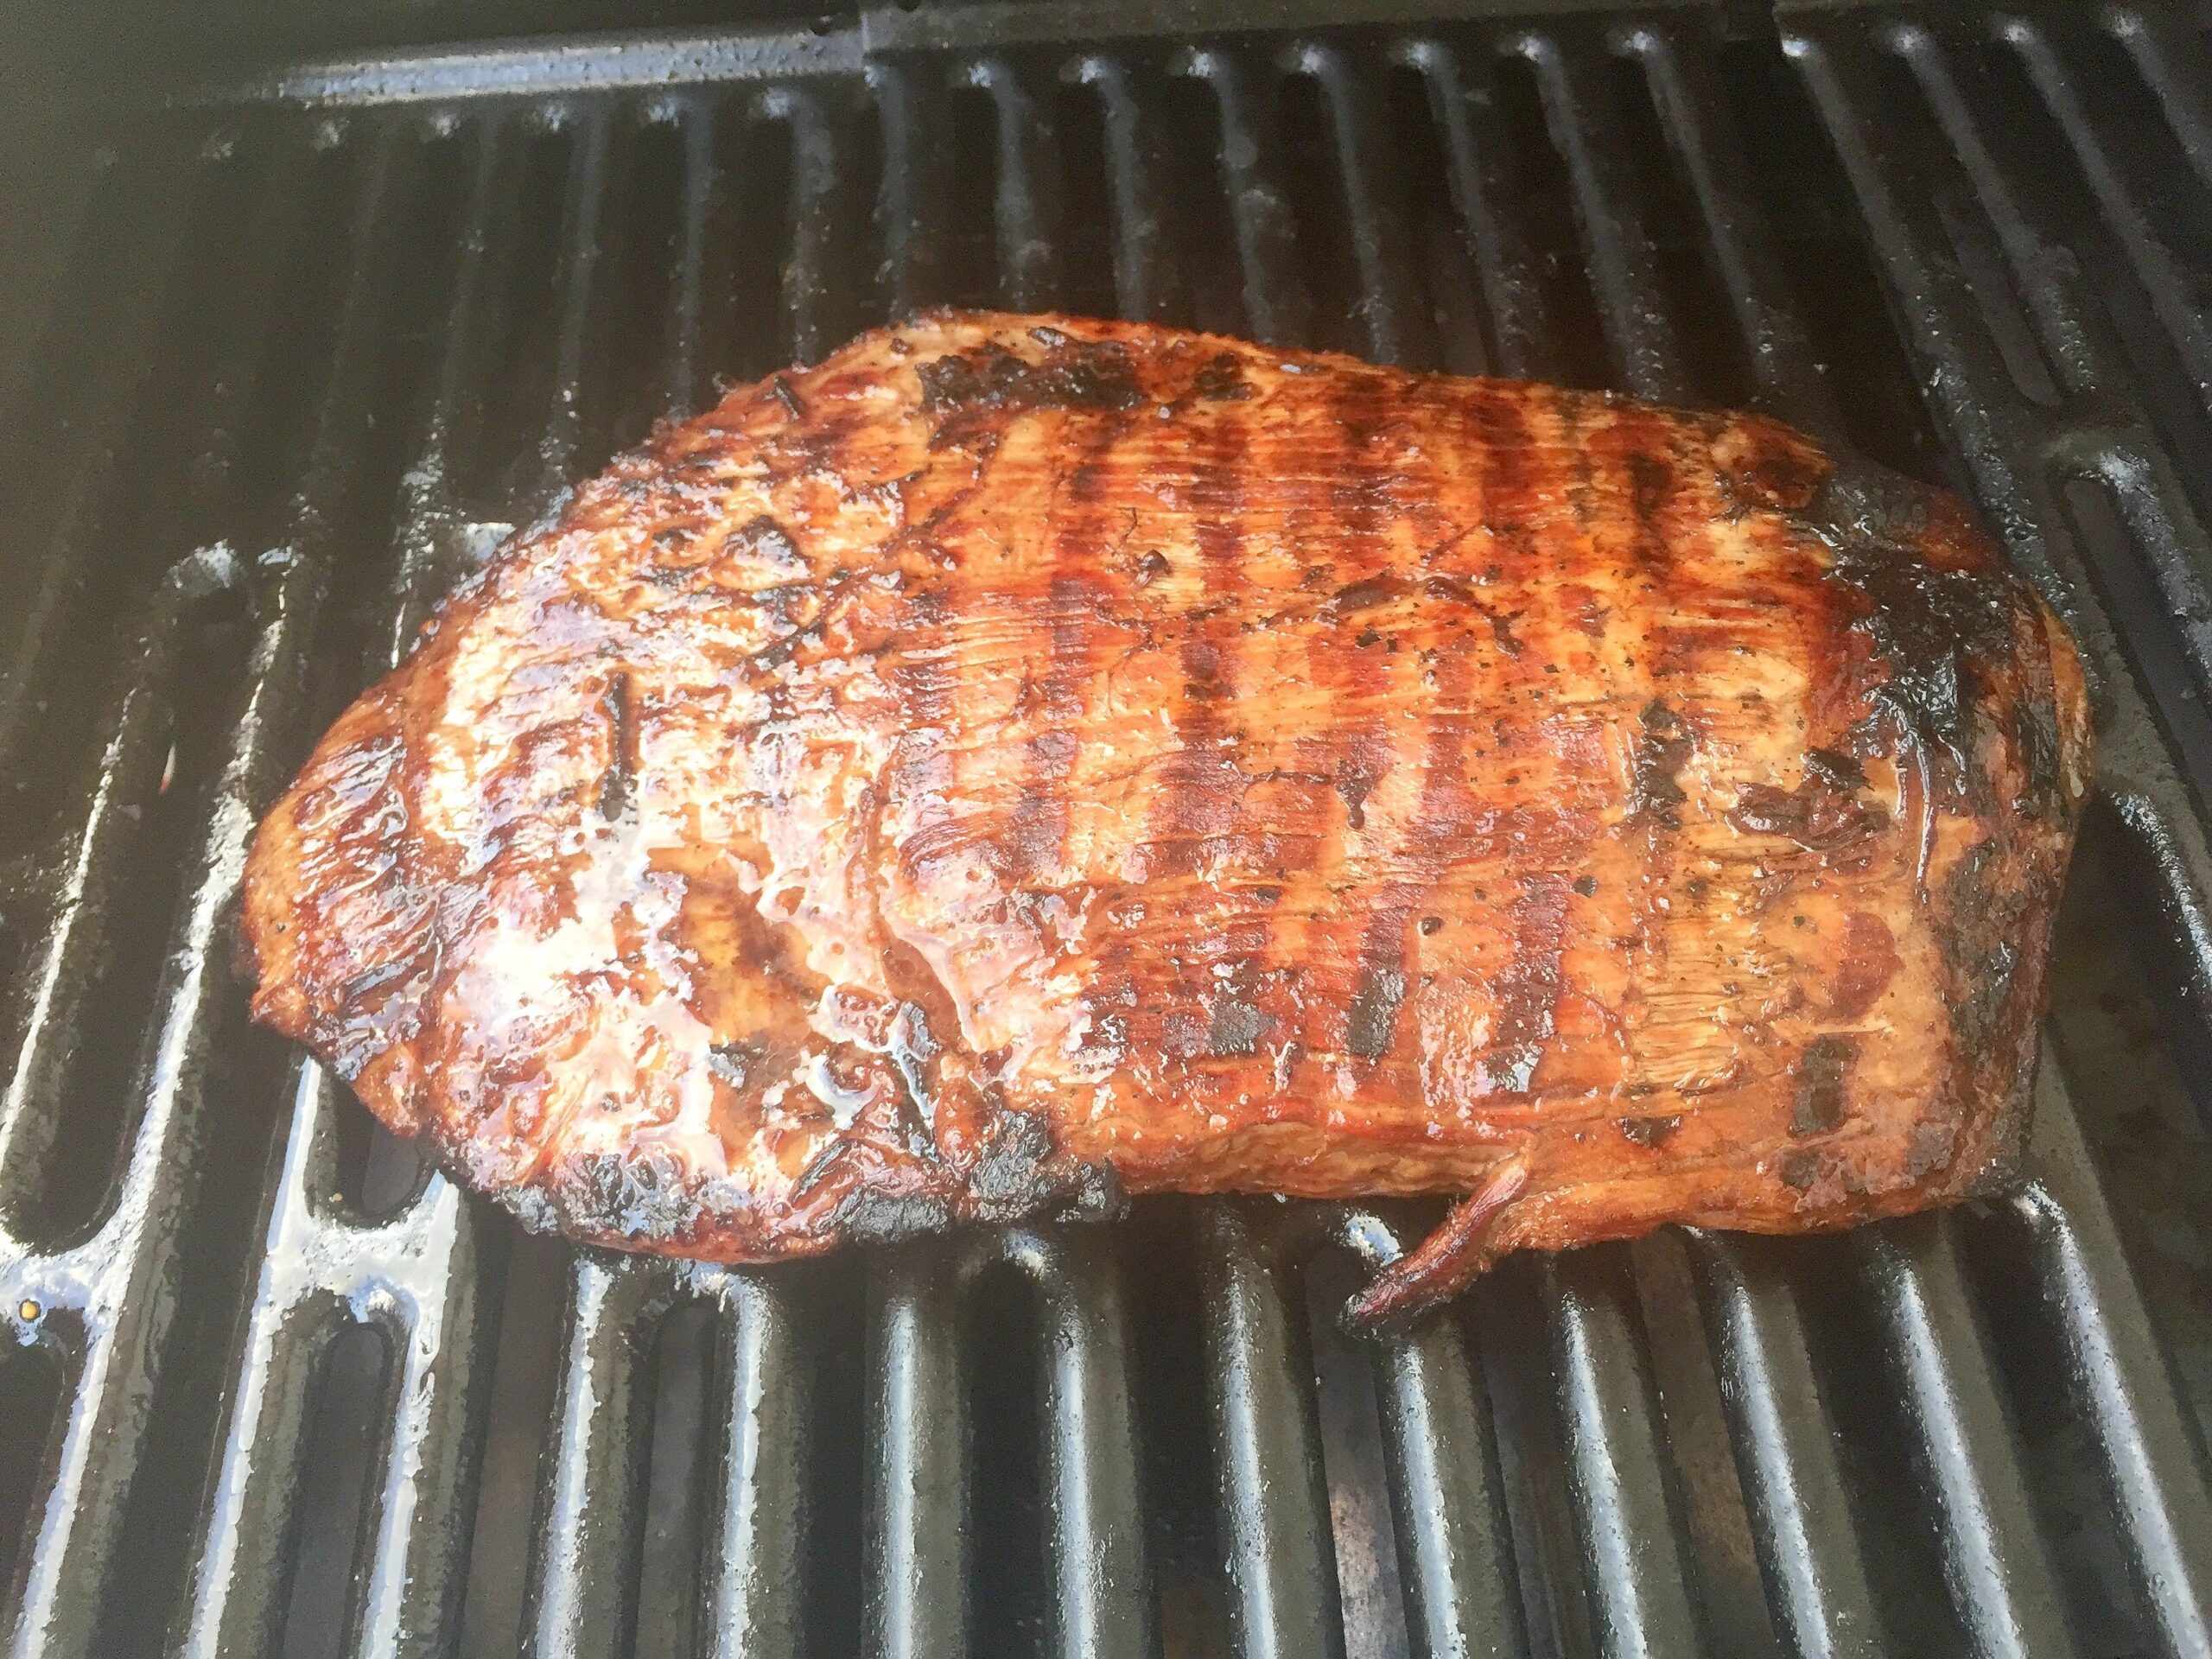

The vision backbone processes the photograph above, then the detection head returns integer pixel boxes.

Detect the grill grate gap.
[1054,73,1120,321]
[796,1255,867,1659]
[276,1321,395,1659]
[596,110,691,464]
[3,140,262,854]
[1159,70,1248,338]
[1274,68,1369,359]
[1466,1260,1592,1659]
[965,1259,1051,1659]
[461,118,577,509]
[1959,27,2212,532]
[1385,60,1490,377]
[17,580,253,1247]
[1713,36,1949,483]
[1303,1248,1414,1659]
[709,105,798,386]
[454,1232,569,1659]
[0,1346,63,1618]
[939,82,1003,312]
[1956,1201,2165,1659]
[1484,49,1613,391]
[1125,1200,1230,1659]
[1789,1233,1979,1659]
[1601,46,1756,410]
[2046,815,2212,1440]
[632,1300,720,1659]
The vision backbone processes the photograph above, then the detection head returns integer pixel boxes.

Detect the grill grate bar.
[1,118,433,1659]
[0,139,202,796]
[1997,14,2212,412]
[1199,1204,1344,1659]
[2020,1053,2212,1658]
[2104,4,2212,194]
[1886,21,2212,741]
[181,110,537,1659]
[1857,1217,2081,1659]
[865,1247,969,1659]
[708,1271,810,1659]
[175,120,495,1659]
[1071,54,1175,324]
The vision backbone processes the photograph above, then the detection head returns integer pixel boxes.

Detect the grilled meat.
[243,311,2090,1324]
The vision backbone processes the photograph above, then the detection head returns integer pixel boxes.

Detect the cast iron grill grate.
[2,6,2210,1657]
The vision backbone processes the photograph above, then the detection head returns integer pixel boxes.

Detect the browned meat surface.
[243,310,2090,1323]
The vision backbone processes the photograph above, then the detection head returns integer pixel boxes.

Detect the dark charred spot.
[1804,748,1867,791]
[1790,1034,1857,1136]
[1631,701,1692,829]
[1573,875,1598,898]
[732,513,804,569]
[1028,324,1068,348]
[1726,766,1889,857]
[1134,550,1170,587]
[1333,575,1407,614]
[1904,1120,1955,1180]
[1208,993,1274,1057]
[597,671,638,822]
[1345,965,1407,1062]
[1162,1009,1209,1059]
[1618,1114,1681,1148]
[1628,451,1675,534]
[1420,914,1444,936]
[1777,1148,1821,1191]
[706,1040,762,1089]
[833,1189,954,1245]
[1334,764,1379,830]
[918,340,1144,429]
[2014,695,2063,820]
[1192,353,1253,401]
[558,1149,700,1243]
[1937,839,2027,1055]
[1356,628,1383,649]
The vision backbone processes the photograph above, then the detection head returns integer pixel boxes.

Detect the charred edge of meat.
[1192,353,1253,402]
[1937,839,2027,1058]
[1790,1033,1857,1136]
[963,1109,1125,1224]
[917,339,1145,429]
[1789,454,2039,814]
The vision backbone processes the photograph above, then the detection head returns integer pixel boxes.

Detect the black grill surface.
[3,5,2211,1657]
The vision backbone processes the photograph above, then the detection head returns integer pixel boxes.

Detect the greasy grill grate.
[3,5,2211,1656]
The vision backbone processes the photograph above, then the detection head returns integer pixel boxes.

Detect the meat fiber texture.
[243,310,2090,1323]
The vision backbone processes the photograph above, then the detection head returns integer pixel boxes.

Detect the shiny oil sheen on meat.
[242,311,2090,1317]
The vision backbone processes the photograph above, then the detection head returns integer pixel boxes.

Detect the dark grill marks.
[1486,874,1572,1094]
[1467,380,1585,1094]
[1003,421,1125,886]
[1322,368,1422,1069]
[597,669,639,821]
[1148,400,1248,880]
